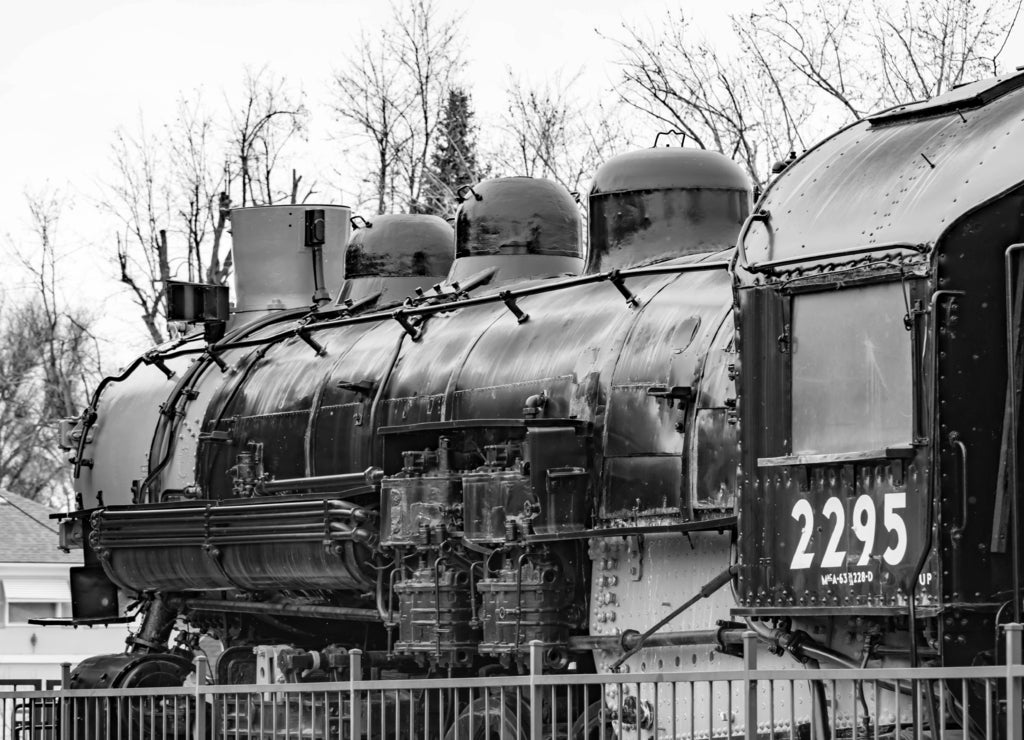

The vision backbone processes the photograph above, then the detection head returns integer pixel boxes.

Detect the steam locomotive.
[51,67,1024,737]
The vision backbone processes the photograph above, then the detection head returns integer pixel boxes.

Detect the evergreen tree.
[420,88,481,217]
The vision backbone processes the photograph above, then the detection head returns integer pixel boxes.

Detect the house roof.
[0,493,78,564]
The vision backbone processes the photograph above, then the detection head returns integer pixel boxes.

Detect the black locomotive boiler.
[56,146,763,734]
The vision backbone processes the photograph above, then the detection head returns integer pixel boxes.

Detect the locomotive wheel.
[118,655,203,739]
[68,653,202,739]
[444,695,527,740]
[571,700,617,739]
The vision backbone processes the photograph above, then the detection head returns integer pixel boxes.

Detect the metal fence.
[3,627,1024,739]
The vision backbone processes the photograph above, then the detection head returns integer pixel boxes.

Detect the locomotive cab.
[734,70,1024,685]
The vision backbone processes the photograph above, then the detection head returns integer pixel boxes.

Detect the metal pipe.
[368,333,406,447]
[256,468,383,494]
[514,552,529,654]
[73,355,146,479]
[745,240,927,274]
[568,629,744,651]
[432,556,444,659]
[150,261,732,364]
[153,294,383,360]
[98,498,368,518]
[130,595,178,654]
[1007,244,1024,623]
[176,598,380,622]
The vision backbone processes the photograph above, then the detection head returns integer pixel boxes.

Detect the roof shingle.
[0,493,78,564]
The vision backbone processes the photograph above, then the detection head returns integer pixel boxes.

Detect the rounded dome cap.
[344,214,453,279]
[587,148,752,273]
[590,148,750,196]
[455,178,582,259]
[449,177,584,283]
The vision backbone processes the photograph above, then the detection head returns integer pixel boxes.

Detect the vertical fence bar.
[529,640,544,740]
[19,653,1024,740]
[1007,624,1023,740]
[349,649,363,740]
[743,631,758,740]
[194,655,208,740]
[60,662,71,740]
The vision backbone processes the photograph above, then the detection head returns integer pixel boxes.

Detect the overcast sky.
[0,0,741,216]
[2,0,1023,362]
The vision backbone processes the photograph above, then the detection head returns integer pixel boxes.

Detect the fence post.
[349,649,363,740]
[1008,624,1023,740]
[529,640,544,740]
[60,662,71,740]
[194,654,208,740]
[743,631,758,740]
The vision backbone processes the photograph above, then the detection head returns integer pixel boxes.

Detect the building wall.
[0,562,129,683]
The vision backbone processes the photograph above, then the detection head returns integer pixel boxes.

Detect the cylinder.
[230,204,351,313]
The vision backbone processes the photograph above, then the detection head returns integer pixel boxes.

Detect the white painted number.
[790,498,815,570]
[852,495,876,566]
[821,497,847,568]
[882,492,908,566]
[788,493,908,571]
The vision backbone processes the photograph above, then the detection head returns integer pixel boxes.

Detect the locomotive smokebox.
[587,148,751,272]
[339,214,454,306]
[450,177,583,283]
[230,204,350,314]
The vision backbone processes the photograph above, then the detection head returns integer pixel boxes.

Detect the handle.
[950,434,969,532]
[456,184,482,202]
[653,130,687,148]
[736,209,773,271]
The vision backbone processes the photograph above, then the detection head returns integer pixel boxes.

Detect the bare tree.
[331,0,463,214]
[169,94,232,286]
[614,12,813,189]
[498,70,630,193]
[391,0,463,213]
[333,28,412,215]
[614,0,1020,189]
[230,65,310,207]
[1,190,101,506]
[746,0,1021,120]
[104,69,311,343]
[105,115,173,344]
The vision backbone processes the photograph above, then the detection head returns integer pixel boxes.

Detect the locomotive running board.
[28,615,135,627]
[378,417,592,435]
[731,605,942,617]
[525,515,736,543]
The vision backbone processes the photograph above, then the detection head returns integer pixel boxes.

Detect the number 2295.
[789,493,908,570]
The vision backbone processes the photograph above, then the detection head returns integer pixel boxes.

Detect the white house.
[0,493,128,682]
